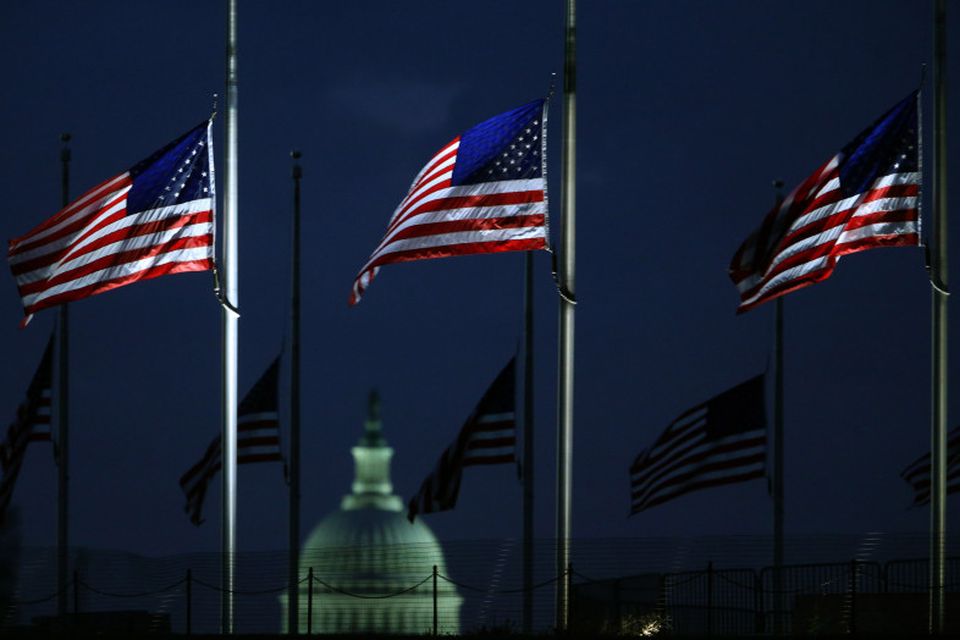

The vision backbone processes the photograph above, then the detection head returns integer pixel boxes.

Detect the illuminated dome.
[280,392,462,634]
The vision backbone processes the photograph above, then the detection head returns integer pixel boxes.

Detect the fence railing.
[571,557,960,636]
[1,539,958,635]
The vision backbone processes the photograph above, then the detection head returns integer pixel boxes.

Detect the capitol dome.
[280,392,462,634]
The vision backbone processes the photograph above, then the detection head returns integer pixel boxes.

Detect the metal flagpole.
[288,151,302,634]
[221,0,240,632]
[522,250,535,633]
[556,0,576,630]
[772,184,785,636]
[56,132,71,618]
[930,0,948,633]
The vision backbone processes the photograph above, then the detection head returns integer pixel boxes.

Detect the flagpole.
[772,184,785,636]
[56,132,71,618]
[287,150,302,634]
[929,0,948,633]
[556,0,576,630]
[221,0,240,632]
[522,250,535,633]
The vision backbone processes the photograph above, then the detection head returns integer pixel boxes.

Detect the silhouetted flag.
[180,356,283,525]
[408,357,516,522]
[630,375,767,514]
[350,100,548,305]
[8,120,215,324]
[730,92,920,313]
[0,336,54,522]
[900,425,960,507]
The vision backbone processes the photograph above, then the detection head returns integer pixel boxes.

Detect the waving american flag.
[8,120,215,324]
[350,100,549,305]
[730,92,920,313]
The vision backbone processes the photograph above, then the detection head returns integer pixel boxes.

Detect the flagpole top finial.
[291,149,301,160]
[772,179,784,189]
[60,133,71,144]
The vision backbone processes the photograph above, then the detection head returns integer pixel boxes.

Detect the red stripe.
[632,466,766,513]
[400,189,544,223]
[27,257,212,315]
[387,214,546,246]
[10,194,129,273]
[21,234,212,299]
[466,436,515,450]
[238,453,283,464]
[366,237,545,272]
[463,454,515,466]
[238,419,279,431]
[18,212,213,294]
[9,174,131,251]
[237,436,280,448]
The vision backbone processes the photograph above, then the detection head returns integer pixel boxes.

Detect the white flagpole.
[221,0,240,632]
[556,0,576,630]
[929,0,948,633]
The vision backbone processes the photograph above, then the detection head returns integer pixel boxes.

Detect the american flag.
[180,356,283,525]
[730,92,920,313]
[630,375,766,515]
[0,336,54,522]
[408,357,516,522]
[900,425,960,507]
[8,120,215,324]
[350,100,548,305]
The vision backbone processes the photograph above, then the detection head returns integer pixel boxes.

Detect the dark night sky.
[2,1,958,558]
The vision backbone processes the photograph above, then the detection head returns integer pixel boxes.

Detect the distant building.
[280,392,462,634]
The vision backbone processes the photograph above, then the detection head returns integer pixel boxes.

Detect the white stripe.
[468,428,515,443]
[10,174,131,251]
[476,412,515,424]
[238,445,281,457]
[371,225,546,261]
[849,195,918,218]
[633,441,766,502]
[375,201,547,258]
[391,169,455,225]
[63,198,211,264]
[18,221,214,288]
[632,429,764,489]
[739,253,832,307]
[874,171,921,189]
[380,178,545,251]
[814,177,840,198]
[238,411,278,424]
[25,245,213,308]
[464,445,514,460]
[634,460,766,508]
[837,220,918,245]
[9,187,132,265]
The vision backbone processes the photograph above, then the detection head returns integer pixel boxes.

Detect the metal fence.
[1,536,958,635]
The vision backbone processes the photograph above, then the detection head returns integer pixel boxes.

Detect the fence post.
[848,559,857,635]
[433,565,439,636]
[186,569,192,635]
[72,569,79,614]
[306,567,314,635]
[706,562,714,636]
[754,570,764,635]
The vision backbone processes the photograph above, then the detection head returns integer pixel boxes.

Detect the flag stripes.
[180,357,283,525]
[408,357,516,521]
[351,100,548,305]
[0,337,54,522]
[8,121,215,322]
[630,375,767,515]
[730,92,920,313]
[901,425,960,507]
